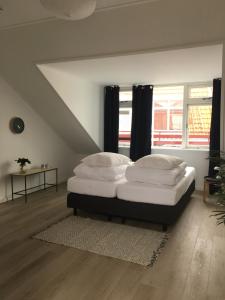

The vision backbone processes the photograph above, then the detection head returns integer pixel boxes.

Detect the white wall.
[119,147,209,191]
[38,65,104,150]
[44,45,222,86]
[0,75,82,203]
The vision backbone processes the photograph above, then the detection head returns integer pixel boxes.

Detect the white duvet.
[73,163,128,181]
[125,162,187,186]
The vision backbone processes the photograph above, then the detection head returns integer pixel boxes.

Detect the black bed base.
[67,180,195,231]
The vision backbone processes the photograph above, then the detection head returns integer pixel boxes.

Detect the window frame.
[119,82,213,150]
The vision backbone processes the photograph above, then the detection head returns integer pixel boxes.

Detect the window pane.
[169,110,183,130]
[154,110,167,130]
[189,86,212,99]
[187,105,212,147]
[154,86,184,104]
[153,86,184,147]
[119,108,132,147]
[119,91,132,101]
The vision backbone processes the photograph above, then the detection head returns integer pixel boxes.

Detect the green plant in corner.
[208,151,225,225]
[15,158,31,172]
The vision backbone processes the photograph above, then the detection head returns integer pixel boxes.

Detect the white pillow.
[74,163,128,181]
[135,154,184,170]
[82,152,131,167]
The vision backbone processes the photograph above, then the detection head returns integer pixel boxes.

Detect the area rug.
[33,216,168,266]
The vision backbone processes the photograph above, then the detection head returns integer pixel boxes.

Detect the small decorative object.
[15,158,31,173]
[41,164,48,169]
[10,117,25,134]
[40,0,96,20]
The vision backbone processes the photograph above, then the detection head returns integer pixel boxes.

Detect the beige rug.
[33,216,168,266]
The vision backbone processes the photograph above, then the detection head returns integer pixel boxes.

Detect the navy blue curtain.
[104,86,120,153]
[208,78,221,178]
[130,85,153,161]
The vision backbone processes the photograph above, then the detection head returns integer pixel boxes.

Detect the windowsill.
[152,146,209,152]
[119,145,130,149]
[119,146,209,152]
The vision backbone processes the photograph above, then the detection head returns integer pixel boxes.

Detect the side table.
[203,176,221,203]
[10,167,58,203]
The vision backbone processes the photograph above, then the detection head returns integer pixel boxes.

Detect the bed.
[67,167,195,231]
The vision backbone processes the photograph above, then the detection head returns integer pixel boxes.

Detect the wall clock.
[10,117,25,134]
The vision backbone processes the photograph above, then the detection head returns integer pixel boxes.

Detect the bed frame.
[67,180,195,231]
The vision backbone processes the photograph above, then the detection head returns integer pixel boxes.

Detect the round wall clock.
[10,117,25,134]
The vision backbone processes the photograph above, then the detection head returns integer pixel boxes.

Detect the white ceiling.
[0,0,157,29]
[40,45,223,86]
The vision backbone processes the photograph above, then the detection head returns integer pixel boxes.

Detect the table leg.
[56,169,58,192]
[203,180,208,203]
[11,175,14,201]
[24,176,28,203]
[44,172,46,190]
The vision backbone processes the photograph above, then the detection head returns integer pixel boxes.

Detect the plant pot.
[20,166,26,173]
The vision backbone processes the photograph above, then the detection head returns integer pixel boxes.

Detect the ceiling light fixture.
[40,0,97,21]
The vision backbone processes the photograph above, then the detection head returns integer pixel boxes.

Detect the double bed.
[67,167,195,231]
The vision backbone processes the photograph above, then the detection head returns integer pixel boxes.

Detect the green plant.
[15,158,31,168]
[209,151,225,225]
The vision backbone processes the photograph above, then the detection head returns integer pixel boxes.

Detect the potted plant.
[208,152,225,225]
[15,158,31,173]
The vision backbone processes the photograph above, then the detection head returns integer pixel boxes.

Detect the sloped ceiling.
[38,65,104,150]
[0,0,224,154]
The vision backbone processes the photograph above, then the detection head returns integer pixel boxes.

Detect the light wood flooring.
[0,185,225,300]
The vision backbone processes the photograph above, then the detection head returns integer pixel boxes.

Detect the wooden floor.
[0,185,225,300]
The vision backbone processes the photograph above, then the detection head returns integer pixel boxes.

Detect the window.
[119,83,212,149]
[119,107,132,147]
[119,90,132,147]
[152,86,184,147]
[187,105,212,147]
[186,84,212,148]
[188,86,213,99]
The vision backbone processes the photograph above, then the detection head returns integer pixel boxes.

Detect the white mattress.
[67,176,126,198]
[117,167,196,206]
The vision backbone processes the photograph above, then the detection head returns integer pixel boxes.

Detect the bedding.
[135,154,184,170]
[82,152,131,167]
[117,167,195,206]
[73,163,128,181]
[67,176,126,198]
[125,162,187,186]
